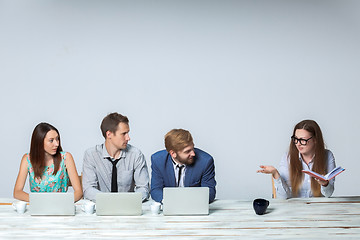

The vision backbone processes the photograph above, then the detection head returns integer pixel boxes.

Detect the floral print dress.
[27,152,69,192]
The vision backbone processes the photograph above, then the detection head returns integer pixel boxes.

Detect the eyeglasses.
[291,136,313,146]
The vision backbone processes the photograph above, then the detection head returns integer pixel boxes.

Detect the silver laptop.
[96,192,142,216]
[29,192,75,216]
[163,187,209,216]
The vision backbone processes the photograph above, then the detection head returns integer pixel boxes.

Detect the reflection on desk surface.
[1,197,360,239]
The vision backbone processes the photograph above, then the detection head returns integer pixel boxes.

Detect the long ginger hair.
[288,120,327,197]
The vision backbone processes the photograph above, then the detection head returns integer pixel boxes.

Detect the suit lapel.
[184,165,193,187]
[166,154,176,187]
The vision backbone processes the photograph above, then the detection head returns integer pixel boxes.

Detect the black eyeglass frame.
[291,136,313,146]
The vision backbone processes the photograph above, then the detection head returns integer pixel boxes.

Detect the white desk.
[1,197,360,239]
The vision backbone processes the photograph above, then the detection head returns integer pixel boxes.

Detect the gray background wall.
[1,0,359,199]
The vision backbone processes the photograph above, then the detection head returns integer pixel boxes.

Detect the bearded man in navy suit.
[150,129,216,203]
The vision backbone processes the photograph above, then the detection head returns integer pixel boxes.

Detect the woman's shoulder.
[60,151,75,164]
[325,149,333,153]
[325,149,335,158]
[278,152,291,167]
[20,153,31,169]
[21,153,30,162]
[282,152,290,160]
[60,151,72,158]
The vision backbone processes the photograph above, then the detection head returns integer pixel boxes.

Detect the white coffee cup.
[82,201,96,214]
[150,202,161,215]
[12,201,27,214]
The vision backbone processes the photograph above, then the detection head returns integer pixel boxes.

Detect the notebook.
[29,192,75,216]
[96,192,142,216]
[162,187,209,216]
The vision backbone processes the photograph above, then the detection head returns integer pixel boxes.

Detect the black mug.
[253,198,269,215]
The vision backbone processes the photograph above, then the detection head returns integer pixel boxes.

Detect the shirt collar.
[298,152,315,163]
[171,157,185,168]
[102,143,126,160]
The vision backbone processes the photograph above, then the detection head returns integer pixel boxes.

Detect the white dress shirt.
[171,158,187,187]
[274,149,336,199]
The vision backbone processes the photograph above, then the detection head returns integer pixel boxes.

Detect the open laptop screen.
[29,192,75,216]
[163,187,209,216]
[96,192,142,216]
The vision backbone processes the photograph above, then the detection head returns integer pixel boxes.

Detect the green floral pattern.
[27,152,69,192]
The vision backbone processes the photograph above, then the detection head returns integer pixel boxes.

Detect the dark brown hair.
[288,120,326,197]
[100,112,129,138]
[30,123,63,178]
[164,129,194,153]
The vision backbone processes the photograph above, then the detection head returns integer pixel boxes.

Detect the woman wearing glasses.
[257,120,336,199]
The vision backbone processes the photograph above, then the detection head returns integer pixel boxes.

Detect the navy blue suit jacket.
[150,148,216,203]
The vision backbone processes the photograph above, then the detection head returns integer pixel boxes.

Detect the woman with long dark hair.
[14,123,82,202]
[258,120,336,199]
